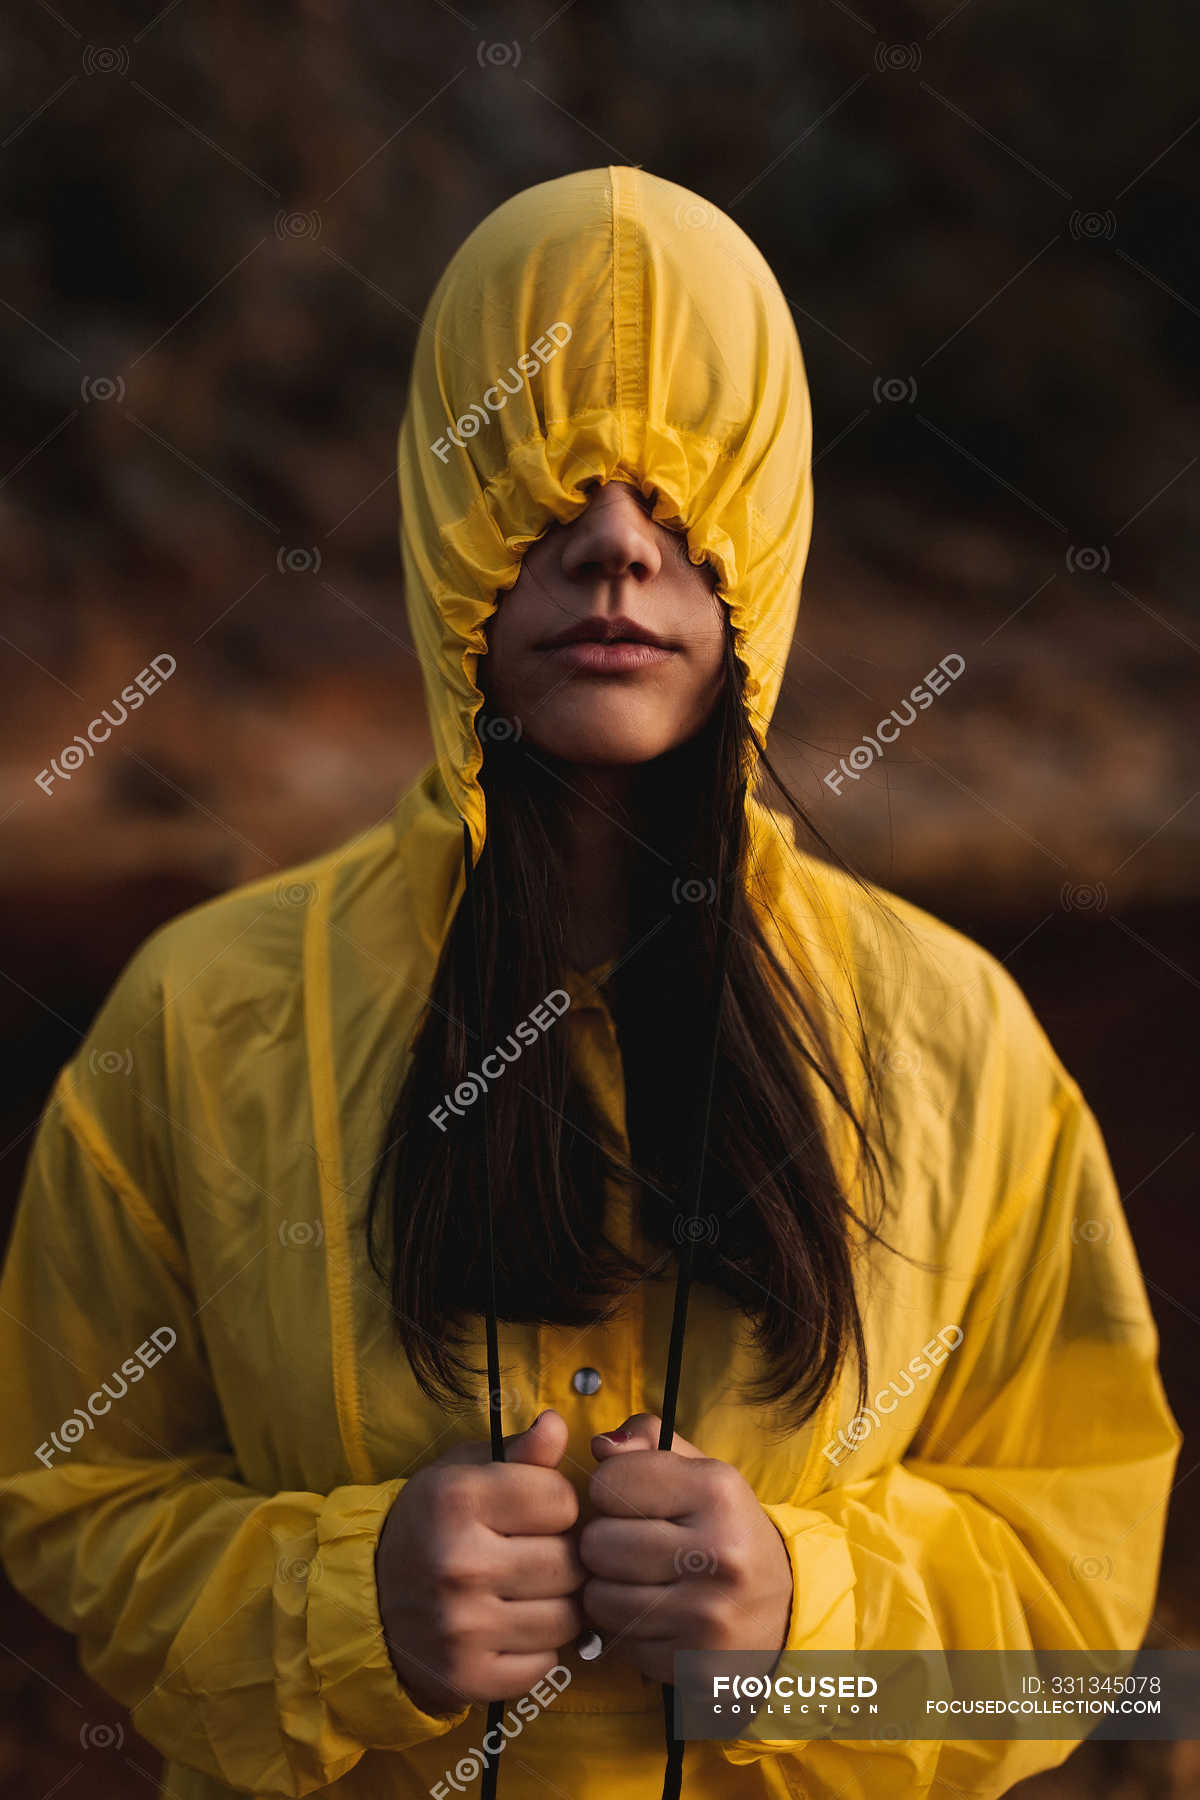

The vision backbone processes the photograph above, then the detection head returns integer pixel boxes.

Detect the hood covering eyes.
[397,163,814,856]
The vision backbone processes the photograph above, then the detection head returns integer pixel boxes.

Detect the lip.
[536,614,677,673]
[546,639,675,672]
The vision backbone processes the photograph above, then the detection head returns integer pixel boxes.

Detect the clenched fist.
[377,1409,586,1715]
[579,1413,793,1685]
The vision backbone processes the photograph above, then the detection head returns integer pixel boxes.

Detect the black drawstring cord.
[656,785,745,1800]
[461,817,506,1800]
[462,786,743,1800]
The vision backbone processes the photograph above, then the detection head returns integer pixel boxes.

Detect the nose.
[559,481,664,590]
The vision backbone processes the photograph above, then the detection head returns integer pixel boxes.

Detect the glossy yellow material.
[0,167,1181,1800]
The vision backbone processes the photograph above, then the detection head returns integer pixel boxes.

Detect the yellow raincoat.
[0,166,1181,1800]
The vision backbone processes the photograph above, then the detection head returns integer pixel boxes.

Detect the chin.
[528,706,683,767]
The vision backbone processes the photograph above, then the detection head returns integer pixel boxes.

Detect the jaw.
[519,675,703,766]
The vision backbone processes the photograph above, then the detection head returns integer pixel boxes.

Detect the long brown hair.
[366,634,904,1431]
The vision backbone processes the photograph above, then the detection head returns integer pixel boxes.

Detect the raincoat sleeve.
[727,966,1182,1799]
[0,943,471,1797]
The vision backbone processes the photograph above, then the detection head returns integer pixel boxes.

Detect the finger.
[591,1413,706,1460]
[441,1409,568,1470]
[496,1531,588,1599]
[483,1651,577,1700]
[578,1515,686,1584]
[490,1595,586,1652]
[503,1409,569,1470]
[581,1577,688,1640]
[456,1464,580,1534]
[588,1448,710,1520]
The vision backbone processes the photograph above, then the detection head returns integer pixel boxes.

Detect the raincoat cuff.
[308,1479,471,1751]
[720,1501,856,1762]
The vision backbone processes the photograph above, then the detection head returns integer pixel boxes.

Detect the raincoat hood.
[397,164,813,857]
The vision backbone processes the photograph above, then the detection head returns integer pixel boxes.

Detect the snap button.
[571,1366,602,1396]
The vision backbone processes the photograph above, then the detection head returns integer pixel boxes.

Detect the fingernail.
[600,1426,632,1443]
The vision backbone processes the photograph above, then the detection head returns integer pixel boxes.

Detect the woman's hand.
[579,1413,793,1685]
[376,1409,586,1714]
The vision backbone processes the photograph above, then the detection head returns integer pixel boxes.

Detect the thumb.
[504,1408,569,1469]
[591,1412,706,1461]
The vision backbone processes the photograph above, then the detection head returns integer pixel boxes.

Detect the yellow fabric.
[397,162,812,857]
[0,165,1180,1800]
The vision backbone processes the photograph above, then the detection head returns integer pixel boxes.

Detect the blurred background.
[1,0,1197,1793]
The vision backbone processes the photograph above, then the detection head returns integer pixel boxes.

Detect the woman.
[0,166,1181,1800]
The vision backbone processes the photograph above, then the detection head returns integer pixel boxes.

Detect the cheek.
[478,556,560,702]
[694,599,730,692]
[479,597,526,707]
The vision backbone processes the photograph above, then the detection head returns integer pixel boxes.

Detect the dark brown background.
[1,0,1197,1793]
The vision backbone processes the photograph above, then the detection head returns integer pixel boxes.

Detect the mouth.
[537,615,677,673]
